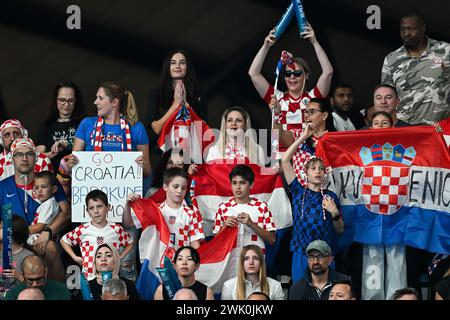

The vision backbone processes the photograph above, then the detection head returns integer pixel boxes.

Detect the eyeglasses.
[305,109,323,116]
[13,151,35,159]
[57,98,75,105]
[24,276,45,285]
[307,254,329,261]
[284,70,304,77]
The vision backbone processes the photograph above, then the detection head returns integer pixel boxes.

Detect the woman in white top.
[205,106,266,166]
[221,244,284,300]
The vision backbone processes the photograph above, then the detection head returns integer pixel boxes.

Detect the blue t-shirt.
[0,176,67,225]
[289,178,340,254]
[75,117,149,151]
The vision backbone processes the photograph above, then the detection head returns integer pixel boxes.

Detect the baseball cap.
[306,240,331,255]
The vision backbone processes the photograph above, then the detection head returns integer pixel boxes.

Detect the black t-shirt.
[36,119,79,171]
[86,277,140,300]
[435,276,450,300]
[162,280,208,300]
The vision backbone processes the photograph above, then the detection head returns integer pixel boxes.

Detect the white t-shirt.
[333,112,356,131]
[221,276,285,300]
[27,196,59,245]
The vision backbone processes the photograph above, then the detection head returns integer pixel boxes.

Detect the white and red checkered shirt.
[264,85,323,132]
[0,151,53,181]
[61,222,133,280]
[159,201,204,250]
[213,198,276,250]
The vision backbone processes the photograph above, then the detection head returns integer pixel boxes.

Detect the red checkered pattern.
[0,119,28,146]
[0,151,53,181]
[264,86,323,133]
[159,202,204,250]
[61,222,133,280]
[92,116,132,151]
[224,142,247,161]
[362,165,410,215]
[213,198,275,249]
[292,135,318,187]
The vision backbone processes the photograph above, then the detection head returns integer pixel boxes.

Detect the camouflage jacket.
[381,38,450,125]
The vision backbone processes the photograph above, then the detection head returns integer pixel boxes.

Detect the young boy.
[213,164,276,251]
[61,189,133,280]
[27,171,59,245]
[281,124,344,282]
[124,167,204,250]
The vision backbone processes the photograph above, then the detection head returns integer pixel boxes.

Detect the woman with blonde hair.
[205,106,266,166]
[221,244,284,300]
[69,82,151,177]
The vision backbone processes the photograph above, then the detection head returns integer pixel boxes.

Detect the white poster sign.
[71,151,143,222]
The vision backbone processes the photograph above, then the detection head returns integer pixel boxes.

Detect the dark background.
[1,0,449,141]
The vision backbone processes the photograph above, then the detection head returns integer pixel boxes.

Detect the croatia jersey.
[159,201,204,250]
[61,222,133,280]
[213,198,276,250]
[263,85,324,134]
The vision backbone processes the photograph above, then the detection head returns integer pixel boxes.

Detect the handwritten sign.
[71,151,143,222]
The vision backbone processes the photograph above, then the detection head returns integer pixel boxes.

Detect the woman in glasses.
[248,23,333,152]
[36,82,85,171]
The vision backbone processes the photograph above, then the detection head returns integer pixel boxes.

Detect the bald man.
[173,288,198,300]
[17,288,45,300]
[5,255,72,300]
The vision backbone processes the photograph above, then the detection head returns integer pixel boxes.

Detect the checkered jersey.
[61,222,133,280]
[213,198,276,250]
[0,151,53,181]
[160,201,204,250]
[264,85,323,132]
[289,179,339,253]
[362,165,409,215]
[292,136,318,187]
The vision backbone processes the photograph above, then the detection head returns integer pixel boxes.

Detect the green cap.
[306,240,331,255]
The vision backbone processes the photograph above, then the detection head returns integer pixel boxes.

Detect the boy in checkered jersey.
[125,167,205,250]
[213,164,276,251]
[60,189,133,280]
[281,124,344,283]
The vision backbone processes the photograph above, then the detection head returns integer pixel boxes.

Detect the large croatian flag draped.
[157,102,214,161]
[316,126,450,254]
[130,198,175,300]
[195,226,240,294]
[191,160,292,236]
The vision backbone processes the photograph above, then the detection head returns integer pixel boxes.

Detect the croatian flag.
[130,198,175,300]
[316,126,450,254]
[157,102,214,162]
[191,160,292,236]
[195,227,240,294]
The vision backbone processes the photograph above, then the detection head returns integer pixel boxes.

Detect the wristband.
[43,227,53,238]
[332,215,340,221]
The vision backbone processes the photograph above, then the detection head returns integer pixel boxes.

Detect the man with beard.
[381,10,450,125]
[330,83,364,131]
[289,240,349,300]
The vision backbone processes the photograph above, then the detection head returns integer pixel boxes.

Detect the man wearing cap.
[0,137,68,281]
[289,240,349,300]
[0,119,53,180]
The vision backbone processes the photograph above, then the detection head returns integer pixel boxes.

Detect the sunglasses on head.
[284,70,304,77]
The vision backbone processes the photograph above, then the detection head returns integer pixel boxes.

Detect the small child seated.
[27,171,59,245]
[213,164,276,251]
[60,189,134,280]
